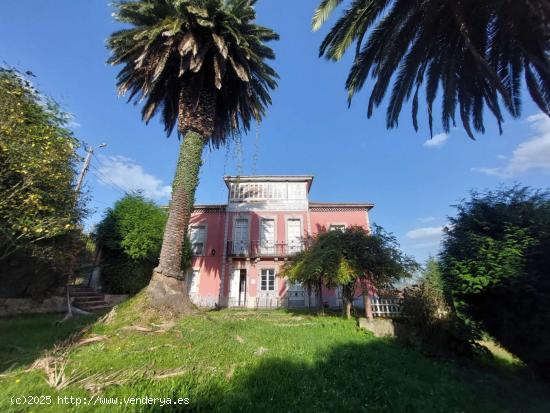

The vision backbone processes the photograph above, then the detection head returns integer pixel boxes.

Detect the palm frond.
[312,0,344,31]
[315,0,550,138]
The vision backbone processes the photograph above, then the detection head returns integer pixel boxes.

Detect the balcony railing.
[226,240,306,258]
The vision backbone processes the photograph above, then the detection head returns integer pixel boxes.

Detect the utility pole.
[75,143,106,194]
[59,142,107,323]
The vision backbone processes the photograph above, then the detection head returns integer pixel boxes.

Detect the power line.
[89,166,128,196]
[91,155,132,195]
[90,199,113,206]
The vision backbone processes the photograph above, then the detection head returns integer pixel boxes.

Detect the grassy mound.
[0,305,548,412]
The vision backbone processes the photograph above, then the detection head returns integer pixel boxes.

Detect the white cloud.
[406,226,444,249]
[423,133,449,148]
[472,113,550,178]
[418,216,436,223]
[97,156,171,200]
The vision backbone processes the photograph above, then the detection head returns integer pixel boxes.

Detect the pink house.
[186,175,373,309]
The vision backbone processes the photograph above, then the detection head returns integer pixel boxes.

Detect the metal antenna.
[223,140,231,176]
[234,132,244,177]
[251,117,260,176]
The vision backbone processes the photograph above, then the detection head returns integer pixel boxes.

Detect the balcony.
[226,240,306,258]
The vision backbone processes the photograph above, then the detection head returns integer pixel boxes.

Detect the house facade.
[186,175,373,309]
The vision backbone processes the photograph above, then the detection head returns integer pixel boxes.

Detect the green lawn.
[0,299,548,413]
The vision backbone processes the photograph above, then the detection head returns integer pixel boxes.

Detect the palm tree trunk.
[147,86,215,316]
[148,130,205,315]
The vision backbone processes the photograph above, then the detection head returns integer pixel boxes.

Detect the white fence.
[371,297,402,318]
[192,295,402,317]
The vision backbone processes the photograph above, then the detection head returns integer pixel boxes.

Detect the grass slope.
[0,299,548,412]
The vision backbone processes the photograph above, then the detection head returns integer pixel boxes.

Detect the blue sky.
[1,0,549,264]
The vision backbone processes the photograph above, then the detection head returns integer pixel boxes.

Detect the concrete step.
[69,286,111,312]
[69,287,95,292]
[75,304,111,312]
[70,289,101,294]
[73,300,107,307]
[73,301,110,310]
[71,292,103,298]
[72,296,104,303]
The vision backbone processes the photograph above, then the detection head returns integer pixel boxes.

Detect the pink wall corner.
[189,211,225,298]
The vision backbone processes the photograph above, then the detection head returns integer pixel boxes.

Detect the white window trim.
[285,215,304,252]
[257,213,278,251]
[232,214,250,254]
[232,215,250,240]
[189,222,208,256]
[258,267,278,294]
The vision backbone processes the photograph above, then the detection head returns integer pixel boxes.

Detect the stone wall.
[0,296,65,317]
[103,294,129,306]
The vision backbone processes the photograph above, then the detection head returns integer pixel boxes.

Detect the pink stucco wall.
[189,211,225,301]
[309,210,369,235]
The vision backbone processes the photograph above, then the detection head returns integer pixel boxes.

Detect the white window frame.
[189,224,207,256]
[285,216,303,254]
[259,268,277,294]
[258,214,277,255]
[232,215,250,255]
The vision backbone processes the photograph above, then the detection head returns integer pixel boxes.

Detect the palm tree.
[313,0,550,138]
[107,0,278,314]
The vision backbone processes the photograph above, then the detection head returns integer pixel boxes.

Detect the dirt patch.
[254,347,268,356]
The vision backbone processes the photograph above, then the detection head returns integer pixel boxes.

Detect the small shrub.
[400,258,478,357]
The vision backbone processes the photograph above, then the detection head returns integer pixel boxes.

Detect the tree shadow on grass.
[179,340,550,413]
[0,313,99,372]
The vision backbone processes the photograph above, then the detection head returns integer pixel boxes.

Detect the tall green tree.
[107,0,278,314]
[441,186,550,381]
[284,226,417,319]
[0,68,80,262]
[0,68,82,299]
[313,0,550,138]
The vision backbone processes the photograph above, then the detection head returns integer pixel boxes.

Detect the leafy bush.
[99,251,156,295]
[95,194,166,294]
[441,186,550,380]
[95,194,192,295]
[401,258,478,356]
